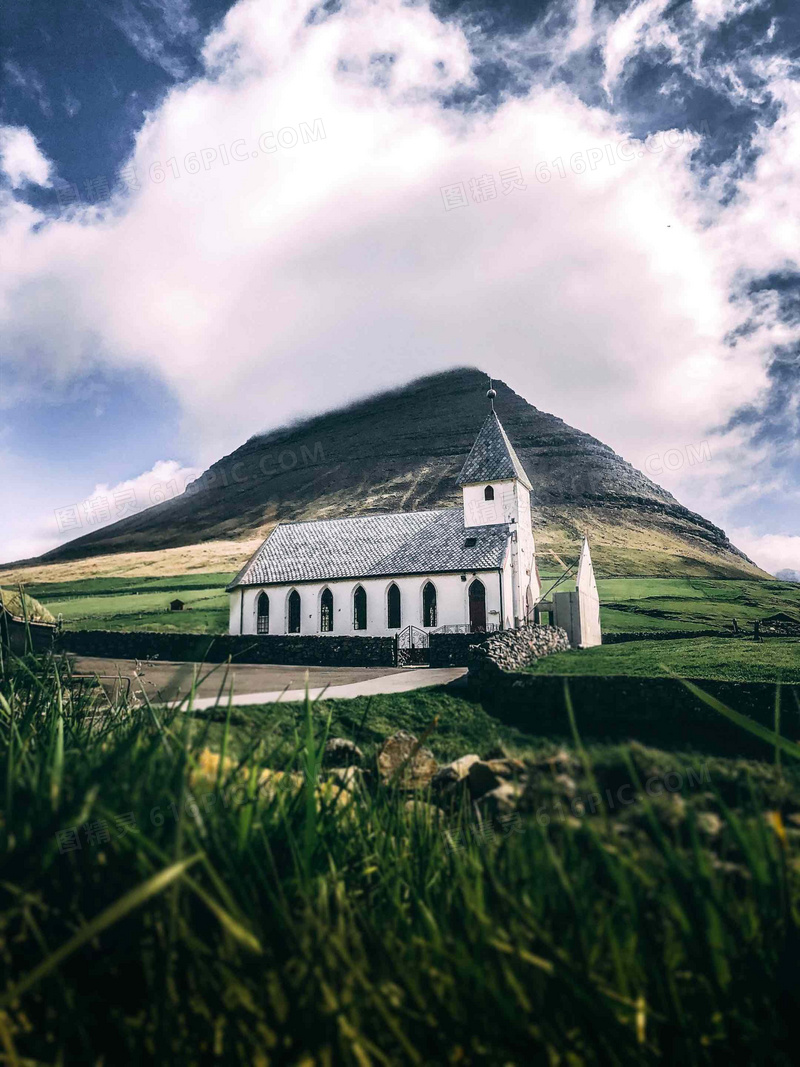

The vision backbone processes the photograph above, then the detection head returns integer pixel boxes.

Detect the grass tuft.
[1,648,799,1063]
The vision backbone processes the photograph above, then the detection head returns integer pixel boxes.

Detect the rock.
[488,758,526,777]
[376,731,438,790]
[323,737,363,767]
[256,768,305,801]
[325,766,367,790]
[468,625,571,678]
[467,758,526,799]
[476,781,525,817]
[315,778,356,812]
[482,743,511,760]
[696,811,723,836]
[553,773,577,798]
[431,754,481,793]
[537,749,580,776]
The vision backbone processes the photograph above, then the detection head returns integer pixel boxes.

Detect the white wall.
[230,570,504,636]
[553,589,602,648]
[229,589,243,635]
[462,479,517,528]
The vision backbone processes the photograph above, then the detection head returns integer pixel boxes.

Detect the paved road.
[70,656,467,708]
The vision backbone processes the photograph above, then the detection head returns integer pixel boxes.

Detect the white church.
[227,387,601,647]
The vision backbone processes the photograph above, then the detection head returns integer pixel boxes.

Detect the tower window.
[320,588,333,632]
[484,485,494,500]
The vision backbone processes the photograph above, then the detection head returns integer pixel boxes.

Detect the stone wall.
[468,625,570,681]
[56,629,396,667]
[602,629,727,644]
[428,632,491,668]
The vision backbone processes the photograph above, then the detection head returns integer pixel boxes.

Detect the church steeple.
[458,377,538,626]
[456,410,532,490]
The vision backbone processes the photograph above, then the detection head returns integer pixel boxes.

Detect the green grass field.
[2,650,800,1063]
[25,573,234,633]
[526,636,800,684]
[24,574,800,637]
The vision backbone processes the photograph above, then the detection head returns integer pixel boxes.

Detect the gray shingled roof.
[456,412,532,490]
[227,508,510,588]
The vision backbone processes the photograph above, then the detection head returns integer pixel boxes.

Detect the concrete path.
[182,666,468,709]
[69,655,466,708]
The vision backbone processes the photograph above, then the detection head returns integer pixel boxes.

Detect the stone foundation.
[428,632,491,667]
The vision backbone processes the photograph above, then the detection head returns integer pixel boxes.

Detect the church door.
[468,579,486,632]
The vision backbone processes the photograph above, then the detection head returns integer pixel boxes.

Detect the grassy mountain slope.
[4,367,768,579]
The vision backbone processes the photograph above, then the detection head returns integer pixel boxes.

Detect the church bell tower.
[456,381,540,625]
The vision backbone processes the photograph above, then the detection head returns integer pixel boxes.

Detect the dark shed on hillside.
[169,599,185,612]
[759,612,800,636]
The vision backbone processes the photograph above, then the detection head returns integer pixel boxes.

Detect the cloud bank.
[1,0,798,571]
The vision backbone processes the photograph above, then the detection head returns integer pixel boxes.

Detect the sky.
[0,0,798,575]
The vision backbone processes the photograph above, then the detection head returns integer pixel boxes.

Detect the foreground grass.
[201,687,534,765]
[526,636,800,683]
[2,651,800,1064]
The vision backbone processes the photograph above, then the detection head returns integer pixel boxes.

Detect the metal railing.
[432,624,500,634]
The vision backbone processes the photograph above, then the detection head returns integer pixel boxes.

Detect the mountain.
[25,368,766,578]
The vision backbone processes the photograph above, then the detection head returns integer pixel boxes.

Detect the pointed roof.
[456,411,532,490]
[575,537,598,599]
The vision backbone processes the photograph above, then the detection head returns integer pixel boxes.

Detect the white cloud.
[0,0,797,560]
[728,529,800,576]
[0,126,52,188]
[107,0,201,78]
[82,459,203,523]
[0,455,200,564]
[602,0,672,94]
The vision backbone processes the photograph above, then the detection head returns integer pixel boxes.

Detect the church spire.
[486,376,496,412]
[456,382,532,490]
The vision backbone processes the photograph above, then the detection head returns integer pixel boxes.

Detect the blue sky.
[1,0,798,572]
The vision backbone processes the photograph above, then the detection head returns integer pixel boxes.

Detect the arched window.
[484,485,494,500]
[256,591,270,634]
[387,583,401,629]
[422,581,437,628]
[353,585,367,630]
[468,578,486,633]
[320,588,333,632]
[287,589,301,634]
